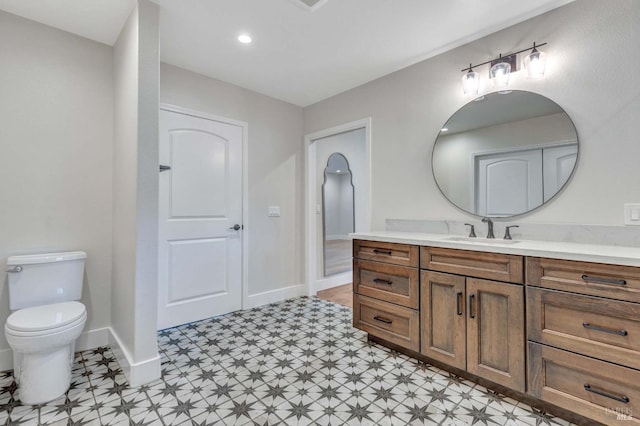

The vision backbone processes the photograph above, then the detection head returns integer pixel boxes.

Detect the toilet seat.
[6,301,86,335]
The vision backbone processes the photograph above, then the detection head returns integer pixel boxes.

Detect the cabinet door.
[421,271,466,370]
[466,278,525,392]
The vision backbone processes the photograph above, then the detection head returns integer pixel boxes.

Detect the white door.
[476,149,543,216]
[158,108,243,330]
[543,144,578,202]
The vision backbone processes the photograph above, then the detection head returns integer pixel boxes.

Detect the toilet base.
[15,344,74,405]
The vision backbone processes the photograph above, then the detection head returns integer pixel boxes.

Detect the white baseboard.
[108,328,161,388]
[0,348,13,372]
[76,327,111,351]
[326,234,349,240]
[245,284,306,309]
[0,327,111,372]
[311,271,352,295]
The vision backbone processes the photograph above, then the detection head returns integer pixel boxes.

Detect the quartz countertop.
[350,231,640,267]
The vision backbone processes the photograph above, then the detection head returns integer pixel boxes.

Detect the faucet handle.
[504,225,519,240]
[464,223,476,238]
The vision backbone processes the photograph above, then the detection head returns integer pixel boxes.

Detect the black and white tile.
[0,297,574,425]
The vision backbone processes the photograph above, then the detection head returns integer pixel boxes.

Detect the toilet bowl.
[5,301,87,405]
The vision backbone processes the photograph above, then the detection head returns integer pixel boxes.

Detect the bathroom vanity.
[352,232,640,425]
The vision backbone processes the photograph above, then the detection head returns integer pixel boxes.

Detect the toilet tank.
[7,251,86,310]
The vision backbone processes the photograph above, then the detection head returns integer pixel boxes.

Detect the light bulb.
[490,62,511,92]
[461,67,479,95]
[523,48,547,78]
[238,34,252,44]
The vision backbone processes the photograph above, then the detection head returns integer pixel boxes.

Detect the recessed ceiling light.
[336,170,341,173]
[238,34,252,44]
[441,128,449,132]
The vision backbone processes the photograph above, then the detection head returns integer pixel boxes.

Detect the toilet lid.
[6,301,86,332]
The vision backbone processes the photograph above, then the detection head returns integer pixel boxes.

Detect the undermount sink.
[444,236,521,245]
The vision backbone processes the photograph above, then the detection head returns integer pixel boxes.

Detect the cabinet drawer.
[528,287,640,370]
[354,259,418,308]
[353,294,419,352]
[353,240,419,267]
[421,247,523,284]
[529,342,640,425]
[527,257,640,303]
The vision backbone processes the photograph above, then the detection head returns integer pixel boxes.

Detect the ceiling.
[0,0,574,107]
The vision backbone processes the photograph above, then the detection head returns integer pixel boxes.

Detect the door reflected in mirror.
[432,91,578,217]
[323,153,355,276]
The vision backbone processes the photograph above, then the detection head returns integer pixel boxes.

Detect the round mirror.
[432,91,578,217]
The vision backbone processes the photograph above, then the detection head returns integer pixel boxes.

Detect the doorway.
[305,118,371,297]
[158,106,248,330]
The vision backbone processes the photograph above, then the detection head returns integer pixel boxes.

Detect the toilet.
[4,251,88,405]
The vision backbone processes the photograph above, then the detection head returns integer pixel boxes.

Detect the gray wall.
[303,0,640,228]
[0,11,113,357]
[112,0,160,384]
[160,63,305,299]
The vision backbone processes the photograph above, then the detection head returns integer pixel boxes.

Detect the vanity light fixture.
[490,54,511,92]
[461,64,479,95]
[523,42,547,78]
[461,42,547,94]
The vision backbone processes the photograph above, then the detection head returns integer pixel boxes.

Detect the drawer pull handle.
[584,384,629,404]
[373,249,393,255]
[373,316,393,324]
[582,322,628,336]
[469,294,476,319]
[581,274,627,286]
[373,278,393,285]
[456,292,463,316]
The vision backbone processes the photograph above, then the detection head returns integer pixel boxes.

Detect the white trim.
[109,327,161,387]
[245,284,306,309]
[0,327,111,372]
[325,234,350,241]
[304,118,372,297]
[0,348,11,372]
[75,327,111,352]
[312,271,352,294]
[158,104,250,314]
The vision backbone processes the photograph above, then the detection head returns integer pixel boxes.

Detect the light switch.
[624,203,640,225]
[268,206,281,217]
[316,204,321,214]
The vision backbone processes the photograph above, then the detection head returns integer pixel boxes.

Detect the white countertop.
[350,231,640,267]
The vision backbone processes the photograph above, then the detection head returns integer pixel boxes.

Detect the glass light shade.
[523,49,547,78]
[490,62,511,89]
[461,70,479,95]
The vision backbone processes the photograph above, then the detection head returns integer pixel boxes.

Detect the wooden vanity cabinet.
[465,277,525,391]
[421,263,525,392]
[352,238,639,424]
[352,240,420,351]
[527,257,640,424]
[421,246,523,283]
[420,271,466,369]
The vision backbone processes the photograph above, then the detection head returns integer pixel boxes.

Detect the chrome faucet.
[482,217,495,239]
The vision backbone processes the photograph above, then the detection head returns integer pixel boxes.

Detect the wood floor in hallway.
[316,283,352,308]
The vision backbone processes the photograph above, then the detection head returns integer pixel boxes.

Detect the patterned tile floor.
[0,297,574,425]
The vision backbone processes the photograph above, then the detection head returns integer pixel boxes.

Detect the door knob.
[229,224,242,231]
